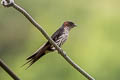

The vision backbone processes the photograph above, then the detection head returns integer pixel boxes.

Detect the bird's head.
[63,21,77,29]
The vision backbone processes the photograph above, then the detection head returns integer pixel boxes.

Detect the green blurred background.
[0,0,120,80]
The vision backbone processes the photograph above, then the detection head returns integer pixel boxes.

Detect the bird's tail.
[22,49,45,69]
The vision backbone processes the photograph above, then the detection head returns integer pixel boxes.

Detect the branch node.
[1,0,14,7]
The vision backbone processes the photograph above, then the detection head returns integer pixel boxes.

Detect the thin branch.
[1,0,95,80]
[0,59,20,80]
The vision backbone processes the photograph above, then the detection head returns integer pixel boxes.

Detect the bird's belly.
[49,29,69,51]
[57,33,68,46]
[50,34,68,51]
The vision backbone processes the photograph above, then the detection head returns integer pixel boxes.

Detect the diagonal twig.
[0,59,20,80]
[1,0,95,80]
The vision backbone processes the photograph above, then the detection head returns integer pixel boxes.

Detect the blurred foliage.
[0,0,120,80]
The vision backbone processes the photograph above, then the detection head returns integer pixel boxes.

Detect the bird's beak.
[74,24,77,27]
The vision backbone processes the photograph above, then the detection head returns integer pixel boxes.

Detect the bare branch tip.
[1,0,14,7]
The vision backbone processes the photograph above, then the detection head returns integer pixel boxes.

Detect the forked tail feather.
[22,51,45,69]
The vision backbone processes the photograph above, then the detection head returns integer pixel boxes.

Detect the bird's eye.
[69,22,74,25]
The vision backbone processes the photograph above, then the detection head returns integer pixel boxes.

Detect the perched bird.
[24,21,77,68]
